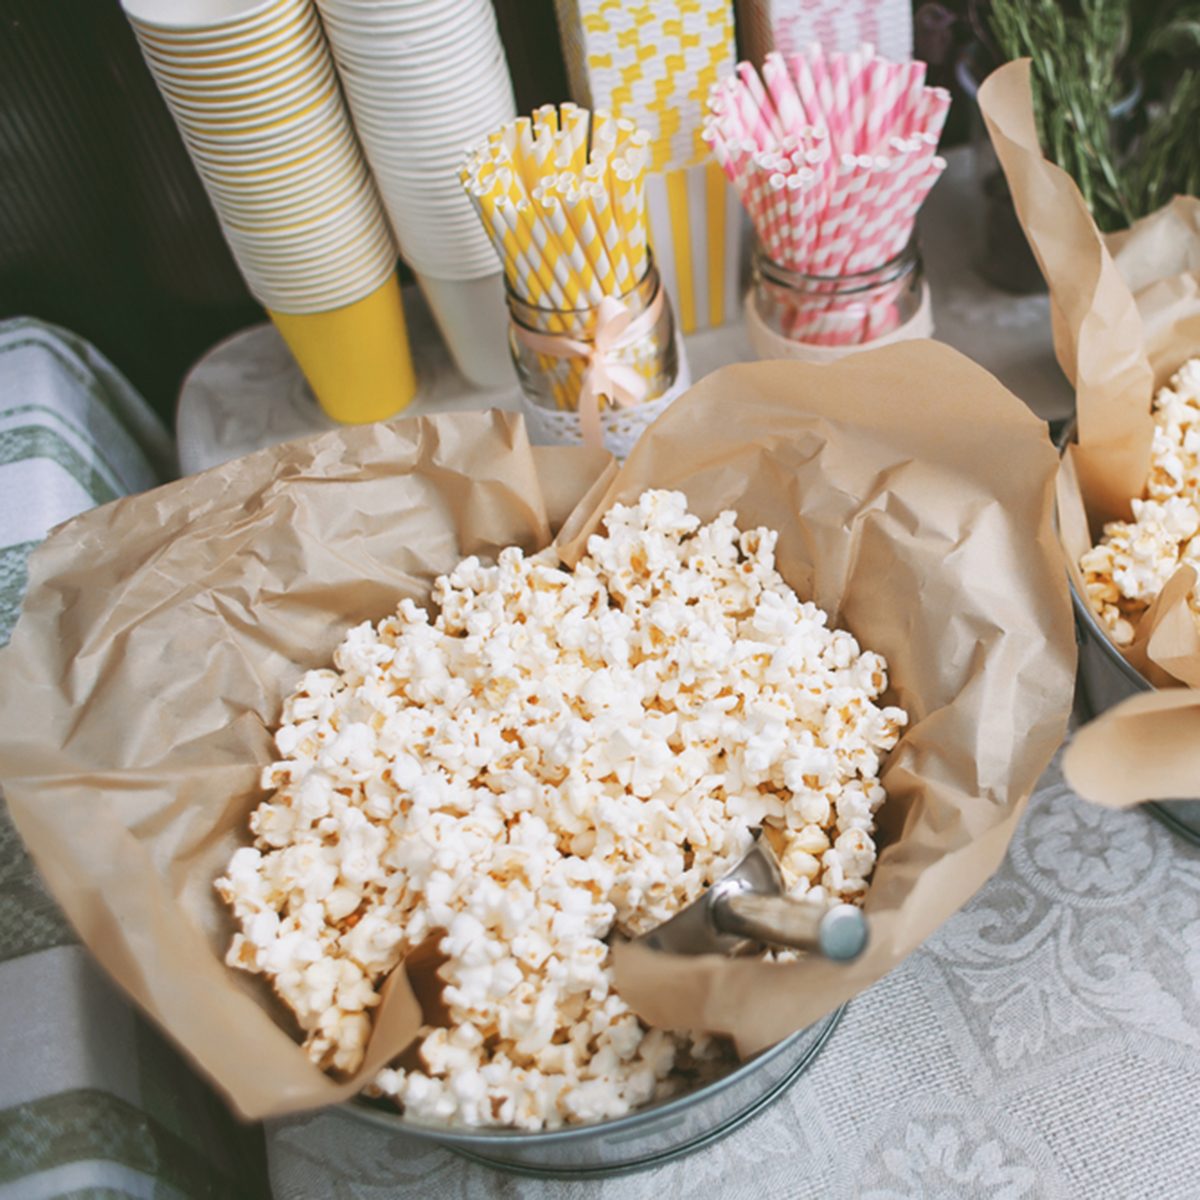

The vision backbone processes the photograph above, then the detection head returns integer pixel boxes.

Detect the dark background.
[0,0,967,425]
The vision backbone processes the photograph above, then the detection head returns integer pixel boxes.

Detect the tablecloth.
[5,149,1199,1200]
[0,317,269,1200]
[264,752,1200,1199]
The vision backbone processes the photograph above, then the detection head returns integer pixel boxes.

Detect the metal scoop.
[634,833,869,961]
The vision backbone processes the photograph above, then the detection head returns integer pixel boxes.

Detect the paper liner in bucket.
[980,59,1200,793]
[0,343,1073,1116]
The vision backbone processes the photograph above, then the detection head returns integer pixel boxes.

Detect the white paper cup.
[221,193,385,252]
[243,249,397,308]
[324,20,497,63]
[348,91,512,128]
[178,92,345,150]
[123,0,305,37]
[135,9,319,66]
[235,220,394,274]
[205,166,372,226]
[335,44,507,87]
[413,270,514,388]
[154,63,335,116]
[316,0,479,34]
[200,145,365,204]
[161,69,336,127]
[147,31,326,92]
[240,241,396,300]
[185,117,351,172]
[241,256,398,311]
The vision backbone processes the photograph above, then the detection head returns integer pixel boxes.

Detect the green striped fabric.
[0,318,268,1199]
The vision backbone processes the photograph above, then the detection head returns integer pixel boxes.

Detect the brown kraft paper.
[981,59,1200,736]
[0,342,1074,1115]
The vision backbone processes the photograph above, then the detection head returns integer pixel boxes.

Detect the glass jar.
[505,259,679,422]
[750,239,926,350]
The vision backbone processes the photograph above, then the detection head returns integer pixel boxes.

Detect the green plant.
[986,0,1200,231]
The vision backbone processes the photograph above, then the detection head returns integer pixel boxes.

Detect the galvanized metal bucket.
[1058,422,1200,843]
[341,1005,843,1178]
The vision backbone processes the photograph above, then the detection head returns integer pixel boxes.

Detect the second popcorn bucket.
[0,343,1075,1175]
[979,60,1200,838]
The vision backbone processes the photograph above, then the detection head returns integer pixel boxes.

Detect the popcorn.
[1083,357,1200,645]
[217,491,908,1130]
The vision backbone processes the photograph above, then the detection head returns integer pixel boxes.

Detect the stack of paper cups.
[316,0,518,389]
[735,0,913,67]
[553,0,735,172]
[122,0,417,423]
[553,0,743,333]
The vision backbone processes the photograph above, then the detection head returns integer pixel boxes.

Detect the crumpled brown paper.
[1063,688,1200,808]
[981,59,1200,771]
[0,343,1074,1117]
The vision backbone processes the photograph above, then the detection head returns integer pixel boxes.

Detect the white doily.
[518,337,692,460]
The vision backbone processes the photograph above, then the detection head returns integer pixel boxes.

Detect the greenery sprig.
[985,0,1200,232]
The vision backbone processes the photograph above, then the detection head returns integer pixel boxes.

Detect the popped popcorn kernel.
[217,491,907,1129]
[1084,358,1200,645]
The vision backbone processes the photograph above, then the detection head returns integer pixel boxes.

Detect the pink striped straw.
[704,43,948,340]
[762,51,805,131]
[737,61,785,143]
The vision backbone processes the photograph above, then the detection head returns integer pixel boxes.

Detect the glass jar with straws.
[704,46,945,360]
[462,104,688,457]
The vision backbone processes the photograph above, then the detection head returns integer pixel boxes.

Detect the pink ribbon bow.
[511,288,665,448]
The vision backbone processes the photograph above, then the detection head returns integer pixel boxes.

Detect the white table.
[174,150,1192,1200]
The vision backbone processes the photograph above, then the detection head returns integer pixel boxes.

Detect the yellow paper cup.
[267,273,418,424]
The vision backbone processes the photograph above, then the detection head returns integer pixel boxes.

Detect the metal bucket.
[1059,424,1200,842]
[342,1005,843,1178]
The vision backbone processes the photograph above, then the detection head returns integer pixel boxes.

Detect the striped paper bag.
[553,0,744,329]
[737,0,913,66]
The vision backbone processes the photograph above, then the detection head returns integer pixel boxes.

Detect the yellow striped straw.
[539,188,603,305]
[587,180,634,293]
[461,105,656,310]
[612,159,648,281]
[532,103,559,138]
[560,102,590,175]
[563,184,616,296]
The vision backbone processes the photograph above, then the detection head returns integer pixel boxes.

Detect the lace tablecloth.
[254,155,1197,1200]
[0,318,269,1199]
[265,753,1200,1200]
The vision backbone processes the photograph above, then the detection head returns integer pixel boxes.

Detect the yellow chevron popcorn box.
[643,160,745,333]
[554,0,744,330]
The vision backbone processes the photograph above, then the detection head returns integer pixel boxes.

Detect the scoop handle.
[714,892,869,962]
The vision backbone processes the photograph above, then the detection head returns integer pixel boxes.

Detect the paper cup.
[335,45,507,87]
[201,152,366,211]
[190,148,359,194]
[207,168,372,226]
[316,0,476,35]
[179,92,345,150]
[163,71,337,128]
[185,120,351,174]
[324,20,497,62]
[413,270,513,389]
[267,272,418,422]
[123,0,304,37]
[150,36,329,97]
[221,198,386,258]
[137,15,321,73]
[243,248,398,311]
